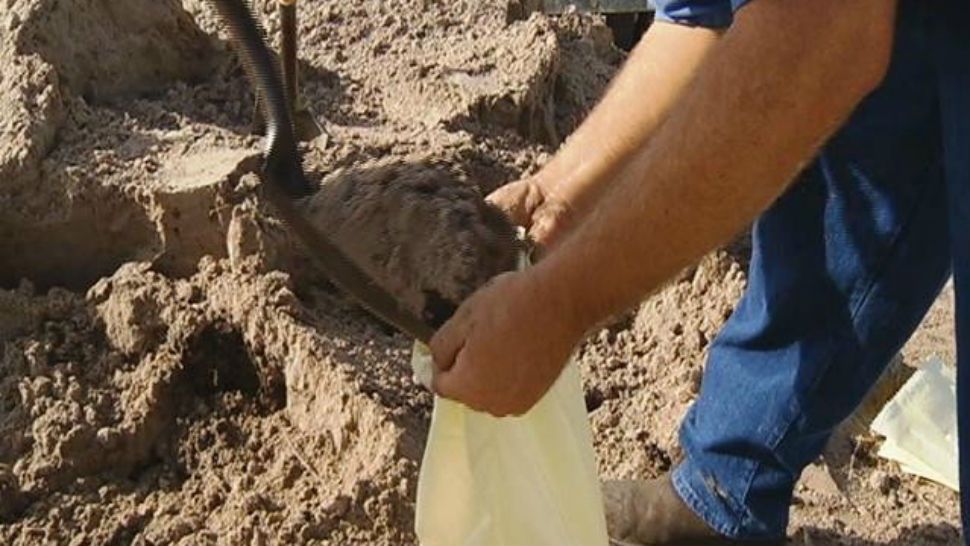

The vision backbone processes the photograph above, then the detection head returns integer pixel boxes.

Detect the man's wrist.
[523,256,594,342]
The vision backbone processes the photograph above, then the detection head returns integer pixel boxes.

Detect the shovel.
[252,0,327,143]
[210,0,434,342]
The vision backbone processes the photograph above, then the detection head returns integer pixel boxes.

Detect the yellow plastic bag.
[871,356,959,491]
[410,251,609,546]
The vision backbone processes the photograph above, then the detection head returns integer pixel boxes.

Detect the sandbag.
[410,252,609,546]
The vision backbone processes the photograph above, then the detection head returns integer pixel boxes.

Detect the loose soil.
[0,1,960,544]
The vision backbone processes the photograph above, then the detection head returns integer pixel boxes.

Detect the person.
[428,0,970,544]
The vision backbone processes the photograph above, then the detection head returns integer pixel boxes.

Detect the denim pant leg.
[672,8,949,540]
[932,1,970,541]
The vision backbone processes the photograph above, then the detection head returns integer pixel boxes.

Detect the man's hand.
[430,21,723,416]
[429,270,584,417]
[487,22,722,252]
[487,176,574,251]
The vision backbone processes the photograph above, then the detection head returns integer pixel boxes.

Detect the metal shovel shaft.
[280,0,298,111]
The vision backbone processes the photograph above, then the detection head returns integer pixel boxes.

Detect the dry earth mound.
[0,1,619,544]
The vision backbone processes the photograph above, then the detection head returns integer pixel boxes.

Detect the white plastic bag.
[410,252,608,546]
[871,356,959,491]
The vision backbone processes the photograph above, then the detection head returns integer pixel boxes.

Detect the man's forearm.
[534,0,897,330]
[537,22,721,216]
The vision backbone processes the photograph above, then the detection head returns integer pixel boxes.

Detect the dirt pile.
[0,0,213,204]
[579,251,748,478]
[9,0,215,101]
[1,261,424,543]
[0,0,224,289]
[0,0,620,544]
[0,0,962,545]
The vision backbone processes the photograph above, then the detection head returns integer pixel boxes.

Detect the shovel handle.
[279,0,298,112]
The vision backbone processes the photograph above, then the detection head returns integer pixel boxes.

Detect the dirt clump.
[300,159,520,326]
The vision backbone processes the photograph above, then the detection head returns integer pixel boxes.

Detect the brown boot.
[603,476,776,545]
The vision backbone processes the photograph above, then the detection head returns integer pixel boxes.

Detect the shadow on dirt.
[794,523,961,545]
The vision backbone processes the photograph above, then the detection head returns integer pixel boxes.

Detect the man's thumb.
[487,180,543,229]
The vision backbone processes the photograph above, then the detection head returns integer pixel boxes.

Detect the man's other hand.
[487,176,574,252]
[429,270,583,417]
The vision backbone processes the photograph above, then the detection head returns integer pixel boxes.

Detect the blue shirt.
[653,0,750,28]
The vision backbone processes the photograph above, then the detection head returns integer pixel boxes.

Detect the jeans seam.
[846,200,923,327]
[672,464,743,539]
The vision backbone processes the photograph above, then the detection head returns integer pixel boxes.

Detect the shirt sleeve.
[652,0,753,29]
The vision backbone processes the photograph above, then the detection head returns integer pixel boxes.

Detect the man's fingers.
[486,184,531,227]
[430,358,463,402]
[486,179,545,229]
[429,310,470,374]
[432,352,491,414]
[529,216,556,254]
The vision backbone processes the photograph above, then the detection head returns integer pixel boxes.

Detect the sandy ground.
[0,1,961,544]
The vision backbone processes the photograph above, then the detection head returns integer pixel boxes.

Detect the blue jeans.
[671,2,970,541]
